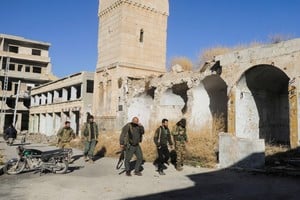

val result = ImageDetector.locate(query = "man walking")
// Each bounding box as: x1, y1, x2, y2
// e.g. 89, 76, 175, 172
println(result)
120, 117, 144, 176
153, 118, 173, 175
57, 121, 75, 148
172, 118, 188, 171
82, 115, 99, 163
4, 124, 17, 146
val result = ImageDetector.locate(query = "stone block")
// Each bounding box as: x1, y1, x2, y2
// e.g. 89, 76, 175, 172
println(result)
219, 132, 265, 169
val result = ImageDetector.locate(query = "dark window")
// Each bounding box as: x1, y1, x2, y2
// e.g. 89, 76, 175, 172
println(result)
26, 86, 32, 96
67, 87, 71, 100
7, 81, 12, 91
32, 49, 41, 56
14, 83, 18, 95
33, 66, 41, 73
86, 80, 94, 93
139, 29, 144, 43
2, 59, 5, 69
118, 105, 123, 111
18, 65, 23, 71
58, 89, 62, 97
9, 64, 15, 71
25, 65, 30, 72
8, 46, 18, 53
76, 84, 81, 98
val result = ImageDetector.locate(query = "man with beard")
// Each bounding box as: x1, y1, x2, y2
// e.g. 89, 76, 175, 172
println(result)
153, 118, 173, 175
57, 121, 75, 148
172, 118, 188, 171
82, 115, 99, 163
120, 117, 144, 176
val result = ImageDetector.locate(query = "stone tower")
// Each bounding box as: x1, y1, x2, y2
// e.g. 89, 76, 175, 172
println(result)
94, 0, 169, 129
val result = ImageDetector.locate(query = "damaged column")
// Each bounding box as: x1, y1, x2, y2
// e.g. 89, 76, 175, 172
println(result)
289, 78, 300, 148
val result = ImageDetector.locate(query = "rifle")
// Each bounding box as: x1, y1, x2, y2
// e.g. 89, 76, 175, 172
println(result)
116, 149, 125, 170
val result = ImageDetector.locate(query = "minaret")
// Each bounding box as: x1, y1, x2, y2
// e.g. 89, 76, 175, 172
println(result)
93, 0, 169, 129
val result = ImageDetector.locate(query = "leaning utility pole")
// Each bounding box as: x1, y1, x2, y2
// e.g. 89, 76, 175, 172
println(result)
13, 80, 21, 127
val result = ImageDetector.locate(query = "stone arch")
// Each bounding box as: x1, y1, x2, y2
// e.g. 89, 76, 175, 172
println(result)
235, 64, 290, 145
202, 75, 228, 133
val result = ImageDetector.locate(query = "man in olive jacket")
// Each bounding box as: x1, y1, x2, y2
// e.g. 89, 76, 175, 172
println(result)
82, 115, 99, 163
57, 121, 75, 148
153, 118, 173, 175
120, 117, 144, 176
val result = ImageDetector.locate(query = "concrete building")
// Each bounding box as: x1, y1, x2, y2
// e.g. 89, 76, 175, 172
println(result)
0, 34, 56, 132
93, 0, 169, 129
29, 72, 94, 136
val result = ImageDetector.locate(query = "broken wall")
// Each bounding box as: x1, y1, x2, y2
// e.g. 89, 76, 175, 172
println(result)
121, 70, 221, 134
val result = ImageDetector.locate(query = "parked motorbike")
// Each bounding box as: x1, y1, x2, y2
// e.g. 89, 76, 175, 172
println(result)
3, 145, 72, 175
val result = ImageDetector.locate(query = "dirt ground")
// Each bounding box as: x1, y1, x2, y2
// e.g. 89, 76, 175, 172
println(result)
0, 139, 300, 200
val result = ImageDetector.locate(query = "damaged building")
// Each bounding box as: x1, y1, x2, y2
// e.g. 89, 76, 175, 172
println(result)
93, 0, 300, 168
29, 72, 94, 136
0, 34, 56, 132
4, 0, 298, 169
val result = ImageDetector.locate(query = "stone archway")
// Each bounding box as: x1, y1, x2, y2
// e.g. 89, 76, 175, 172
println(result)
236, 65, 290, 145
202, 75, 228, 133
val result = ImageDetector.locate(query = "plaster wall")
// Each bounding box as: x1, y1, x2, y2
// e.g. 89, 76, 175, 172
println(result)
127, 94, 153, 130
235, 76, 259, 139
188, 85, 212, 131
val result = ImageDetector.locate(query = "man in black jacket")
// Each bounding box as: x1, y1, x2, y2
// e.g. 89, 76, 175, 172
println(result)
153, 119, 173, 175
120, 117, 144, 176
4, 124, 17, 145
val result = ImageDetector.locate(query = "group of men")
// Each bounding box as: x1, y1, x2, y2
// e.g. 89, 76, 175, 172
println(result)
57, 115, 188, 176
119, 117, 188, 176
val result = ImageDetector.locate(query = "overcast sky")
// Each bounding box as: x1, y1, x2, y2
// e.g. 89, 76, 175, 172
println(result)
1, 0, 300, 77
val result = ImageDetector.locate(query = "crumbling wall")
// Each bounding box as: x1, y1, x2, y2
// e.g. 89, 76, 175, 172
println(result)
187, 85, 212, 131
122, 69, 217, 133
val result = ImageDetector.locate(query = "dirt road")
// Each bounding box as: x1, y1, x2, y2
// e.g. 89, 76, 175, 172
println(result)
0, 139, 299, 200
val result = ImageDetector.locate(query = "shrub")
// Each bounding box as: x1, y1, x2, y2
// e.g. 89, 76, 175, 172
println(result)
170, 57, 193, 71
268, 33, 293, 44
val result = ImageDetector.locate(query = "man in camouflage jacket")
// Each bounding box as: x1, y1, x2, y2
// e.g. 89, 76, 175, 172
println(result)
171, 118, 188, 171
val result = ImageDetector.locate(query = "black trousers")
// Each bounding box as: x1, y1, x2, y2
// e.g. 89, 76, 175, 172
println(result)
155, 145, 170, 171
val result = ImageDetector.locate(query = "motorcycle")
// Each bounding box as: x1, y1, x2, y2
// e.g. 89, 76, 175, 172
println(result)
3, 145, 72, 175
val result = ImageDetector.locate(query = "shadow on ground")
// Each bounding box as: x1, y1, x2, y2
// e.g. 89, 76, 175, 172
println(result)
93, 146, 107, 162
125, 148, 300, 200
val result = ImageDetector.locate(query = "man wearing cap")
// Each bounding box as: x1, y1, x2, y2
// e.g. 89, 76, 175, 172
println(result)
82, 115, 99, 163
57, 121, 75, 148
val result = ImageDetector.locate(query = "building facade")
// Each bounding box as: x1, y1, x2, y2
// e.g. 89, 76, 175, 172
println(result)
0, 34, 56, 132
29, 72, 94, 136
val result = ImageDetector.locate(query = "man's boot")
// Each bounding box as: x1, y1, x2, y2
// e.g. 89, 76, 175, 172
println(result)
126, 171, 131, 176
158, 170, 166, 175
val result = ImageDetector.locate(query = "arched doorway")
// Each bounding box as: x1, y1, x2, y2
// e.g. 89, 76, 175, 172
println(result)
202, 75, 228, 133
236, 65, 290, 145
